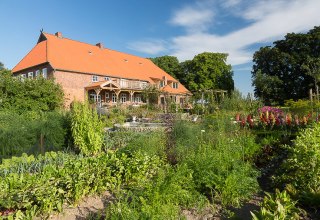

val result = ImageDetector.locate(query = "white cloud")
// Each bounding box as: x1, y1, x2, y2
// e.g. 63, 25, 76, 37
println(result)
171, 0, 320, 65
129, 0, 320, 66
221, 0, 243, 8
169, 3, 215, 32
127, 40, 168, 55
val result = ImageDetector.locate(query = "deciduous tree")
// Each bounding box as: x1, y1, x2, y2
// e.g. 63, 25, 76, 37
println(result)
148, 56, 182, 79
252, 26, 320, 104
183, 52, 234, 93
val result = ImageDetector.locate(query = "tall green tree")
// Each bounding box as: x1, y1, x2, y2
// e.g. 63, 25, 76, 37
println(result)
183, 52, 234, 93
150, 53, 234, 94
0, 62, 4, 70
252, 26, 320, 104
302, 56, 320, 101
148, 56, 182, 79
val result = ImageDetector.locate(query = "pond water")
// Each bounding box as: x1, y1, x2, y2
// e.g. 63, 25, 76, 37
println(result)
113, 122, 167, 131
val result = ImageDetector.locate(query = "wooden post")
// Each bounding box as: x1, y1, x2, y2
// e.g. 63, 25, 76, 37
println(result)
115, 90, 121, 106
201, 90, 204, 108
130, 91, 135, 104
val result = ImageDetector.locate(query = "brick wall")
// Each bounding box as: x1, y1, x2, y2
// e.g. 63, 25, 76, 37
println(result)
53, 70, 93, 107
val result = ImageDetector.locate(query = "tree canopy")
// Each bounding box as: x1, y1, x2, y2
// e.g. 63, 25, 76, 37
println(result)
148, 56, 182, 79
0, 69, 64, 113
252, 26, 320, 105
150, 52, 234, 94
0, 62, 4, 70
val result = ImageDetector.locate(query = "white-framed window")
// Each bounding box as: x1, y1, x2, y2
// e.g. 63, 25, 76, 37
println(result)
105, 92, 109, 101
172, 82, 178, 89
92, 75, 99, 82
89, 93, 101, 105
105, 76, 110, 81
120, 79, 128, 88
35, 70, 40, 77
20, 74, 27, 81
121, 93, 127, 103
135, 94, 141, 103
42, 68, 47, 79
112, 93, 117, 103
28, 72, 33, 78
159, 81, 165, 87
141, 82, 148, 89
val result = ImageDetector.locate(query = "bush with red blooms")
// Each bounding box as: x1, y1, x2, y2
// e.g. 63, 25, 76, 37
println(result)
235, 106, 319, 130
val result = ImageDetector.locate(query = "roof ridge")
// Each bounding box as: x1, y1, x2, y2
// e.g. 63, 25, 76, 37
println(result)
44, 32, 148, 62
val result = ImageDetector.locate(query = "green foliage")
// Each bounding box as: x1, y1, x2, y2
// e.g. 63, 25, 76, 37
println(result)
0, 111, 67, 160
251, 190, 301, 220
284, 99, 320, 116
275, 123, 320, 206
252, 26, 320, 105
142, 85, 160, 107
252, 69, 283, 105
70, 101, 104, 155
105, 164, 207, 220
124, 131, 167, 158
148, 56, 182, 79
0, 151, 79, 177
149, 53, 234, 94
0, 151, 163, 219
301, 56, 320, 95
0, 69, 64, 112
172, 115, 260, 207
219, 89, 263, 113
183, 52, 234, 93
103, 107, 126, 127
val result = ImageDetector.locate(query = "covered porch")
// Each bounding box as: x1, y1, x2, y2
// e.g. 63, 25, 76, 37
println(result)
85, 80, 145, 107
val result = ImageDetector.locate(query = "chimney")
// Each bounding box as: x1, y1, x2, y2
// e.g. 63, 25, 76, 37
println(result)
163, 76, 167, 85
55, 32, 62, 38
96, 42, 103, 49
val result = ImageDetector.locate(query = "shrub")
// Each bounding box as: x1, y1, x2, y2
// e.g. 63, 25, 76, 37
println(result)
0, 111, 67, 160
275, 123, 320, 206
171, 115, 260, 207
219, 89, 262, 113
105, 164, 207, 219
251, 190, 301, 220
0, 69, 64, 113
70, 101, 104, 155
284, 99, 320, 116
0, 151, 164, 219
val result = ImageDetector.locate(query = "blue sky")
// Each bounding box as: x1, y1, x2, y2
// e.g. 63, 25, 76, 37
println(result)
1, 0, 320, 95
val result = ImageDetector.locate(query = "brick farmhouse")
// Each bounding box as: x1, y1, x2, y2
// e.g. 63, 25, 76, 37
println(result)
12, 32, 191, 108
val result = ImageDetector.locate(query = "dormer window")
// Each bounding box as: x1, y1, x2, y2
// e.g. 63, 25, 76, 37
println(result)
160, 81, 165, 88
172, 82, 178, 89
92, 75, 99, 82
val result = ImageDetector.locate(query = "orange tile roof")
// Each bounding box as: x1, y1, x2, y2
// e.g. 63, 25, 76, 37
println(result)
12, 32, 191, 95
12, 40, 48, 72
161, 83, 192, 95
